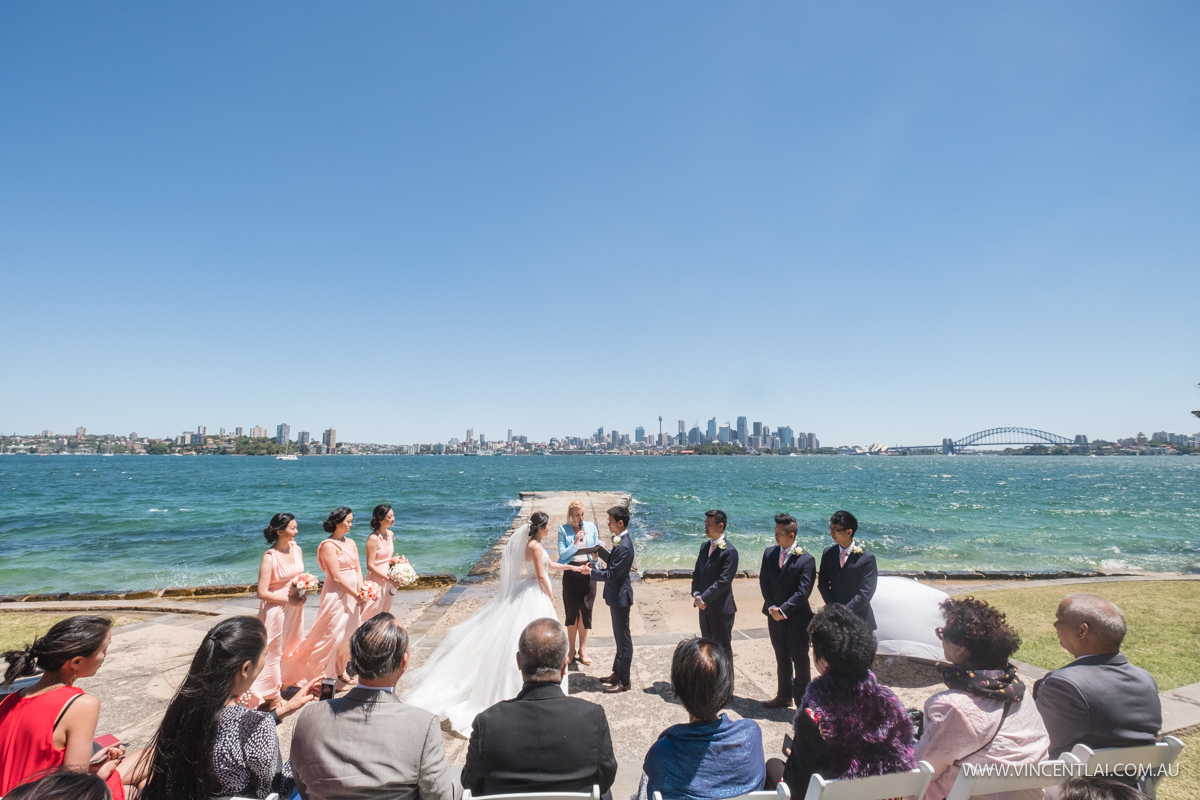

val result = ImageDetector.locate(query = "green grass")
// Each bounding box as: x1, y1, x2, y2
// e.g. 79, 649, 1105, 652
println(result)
0, 612, 141, 657
1159, 732, 1198, 800
955, 580, 1200, 691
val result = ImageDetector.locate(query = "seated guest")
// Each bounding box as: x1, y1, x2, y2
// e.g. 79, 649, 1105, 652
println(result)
636, 638, 765, 800
140, 616, 315, 800
291, 613, 459, 800
766, 604, 915, 792
462, 618, 617, 798
0, 616, 143, 798
3, 770, 112, 800
1059, 776, 1151, 800
915, 597, 1049, 800
1033, 594, 1161, 758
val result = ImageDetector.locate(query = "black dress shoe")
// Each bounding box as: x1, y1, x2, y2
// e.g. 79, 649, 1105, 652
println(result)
762, 696, 794, 709
598, 673, 619, 685
603, 682, 631, 693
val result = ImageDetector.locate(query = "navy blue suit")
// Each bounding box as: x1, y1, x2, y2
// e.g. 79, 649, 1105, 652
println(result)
691, 538, 738, 659
591, 533, 634, 685
759, 545, 816, 700
817, 544, 877, 629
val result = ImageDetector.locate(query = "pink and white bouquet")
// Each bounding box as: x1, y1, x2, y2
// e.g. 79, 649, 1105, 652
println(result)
291, 572, 320, 598
386, 555, 418, 593
359, 580, 382, 605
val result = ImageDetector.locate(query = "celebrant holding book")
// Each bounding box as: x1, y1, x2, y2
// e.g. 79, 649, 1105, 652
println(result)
558, 500, 600, 665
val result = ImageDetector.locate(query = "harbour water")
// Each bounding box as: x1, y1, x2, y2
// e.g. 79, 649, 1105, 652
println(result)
1, 455, 1197, 594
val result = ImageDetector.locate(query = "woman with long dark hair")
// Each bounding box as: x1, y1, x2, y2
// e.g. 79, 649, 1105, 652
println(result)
362, 504, 398, 621
282, 507, 366, 687
248, 512, 306, 706
3, 770, 113, 800
0, 616, 143, 798
140, 616, 316, 800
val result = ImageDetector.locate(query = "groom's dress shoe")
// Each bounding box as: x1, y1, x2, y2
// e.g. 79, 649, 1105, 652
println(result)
762, 696, 793, 709
599, 673, 619, 685
604, 682, 631, 694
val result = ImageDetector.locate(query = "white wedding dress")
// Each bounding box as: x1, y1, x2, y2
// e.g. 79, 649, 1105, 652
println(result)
873, 576, 950, 662
401, 523, 562, 735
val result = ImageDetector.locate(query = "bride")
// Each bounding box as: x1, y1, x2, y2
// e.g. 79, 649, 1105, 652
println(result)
402, 511, 584, 735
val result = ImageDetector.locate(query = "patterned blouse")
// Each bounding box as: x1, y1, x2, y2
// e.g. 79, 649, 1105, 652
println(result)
212, 705, 294, 799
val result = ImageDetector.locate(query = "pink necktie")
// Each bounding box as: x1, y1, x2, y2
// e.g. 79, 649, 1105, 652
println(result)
709, 541, 716, 557
779, 550, 787, 569
839, 549, 848, 568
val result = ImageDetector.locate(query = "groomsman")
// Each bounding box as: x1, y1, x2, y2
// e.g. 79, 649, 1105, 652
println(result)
691, 509, 738, 660
758, 513, 816, 709
817, 510, 878, 629
586, 505, 635, 693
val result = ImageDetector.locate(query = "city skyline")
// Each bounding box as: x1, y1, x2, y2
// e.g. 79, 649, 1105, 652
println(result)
2, 5, 1197, 443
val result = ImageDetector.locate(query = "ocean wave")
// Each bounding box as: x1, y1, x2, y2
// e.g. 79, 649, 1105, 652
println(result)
147, 508, 167, 513
504, 500, 522, 508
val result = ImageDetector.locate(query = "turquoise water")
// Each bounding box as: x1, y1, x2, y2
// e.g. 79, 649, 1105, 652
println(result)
1, 455, 1197, 594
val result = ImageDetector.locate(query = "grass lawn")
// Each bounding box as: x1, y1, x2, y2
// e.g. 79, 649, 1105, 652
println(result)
956, 580, 1200, 691
1159, 731, 1199, 800
0, 612, 143, 656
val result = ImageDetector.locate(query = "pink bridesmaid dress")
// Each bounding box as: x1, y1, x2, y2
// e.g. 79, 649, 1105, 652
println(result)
249, 546, 304, 704
361, 532, 395, 621
281, 539, 361, 685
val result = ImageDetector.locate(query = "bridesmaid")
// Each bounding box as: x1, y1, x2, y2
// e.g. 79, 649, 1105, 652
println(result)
362, 504, 399, 621
281, 507, 365, 688
249, 512, 305, 707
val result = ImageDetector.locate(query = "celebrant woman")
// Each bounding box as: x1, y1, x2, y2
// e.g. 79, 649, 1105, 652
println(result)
558, 500, 599, 665
249, 512, 306, 706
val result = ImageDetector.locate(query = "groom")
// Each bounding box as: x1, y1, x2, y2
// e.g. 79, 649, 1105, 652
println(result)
585, 505, 634, 694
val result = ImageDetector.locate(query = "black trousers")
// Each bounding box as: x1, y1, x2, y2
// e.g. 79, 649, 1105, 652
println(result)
767, 616, 810, 700
698, 608, 735, 661
610, 604, 633, 685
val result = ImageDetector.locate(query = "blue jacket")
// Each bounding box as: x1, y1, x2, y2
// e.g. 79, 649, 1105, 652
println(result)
643, 714, 765, 800
557, 522, 599, 565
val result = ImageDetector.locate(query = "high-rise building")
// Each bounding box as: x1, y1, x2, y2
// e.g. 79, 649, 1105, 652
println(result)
190, 433, 204, 445
323, 428, 337, 451
297, 431, 311, 446
507, 429, 513, 442
197, 426, 208, 436
635, 426, 645, 443
235, 427, 244, 436
597, 426, 605, 439
688, 426, 702, 445
807, 433, 818, 450
128, 432, 137, 442
76, 426, 86, 438
276, 423, 290, 445
41, 429, 53, 438
678, 420, 685, 434
736, 417, 748, 443
249, 425, 268, 439
718, 425, 731, 444
219, 427, 226, 436
753, 421, 762, 437
479, 434, 486, 446
466, 428, 474, 445
777, 426, 794, 448
707, 418, 717, 441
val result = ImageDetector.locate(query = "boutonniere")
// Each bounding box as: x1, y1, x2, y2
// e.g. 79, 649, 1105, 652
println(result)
850, 544, 864, 555
613, 533, 625, 545
716, 539, 728, 550
789, 545, 805, 557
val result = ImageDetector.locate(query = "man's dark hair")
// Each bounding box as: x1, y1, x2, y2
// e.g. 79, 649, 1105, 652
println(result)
705, 509, 727, 529
808, 604, 876, 681
1060, 776, 1151, 800
608, 505, 630, 529
939, 597, 1021, 669
829, 510, 858, 535
670, 637, 733, 722
4, 770, 112, 800
774, 513, 798, 535
518, 618, 568, 680
349, 613, 409, 680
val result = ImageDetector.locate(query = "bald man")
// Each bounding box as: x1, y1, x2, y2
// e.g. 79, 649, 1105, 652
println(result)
1032, 593, 1161, 759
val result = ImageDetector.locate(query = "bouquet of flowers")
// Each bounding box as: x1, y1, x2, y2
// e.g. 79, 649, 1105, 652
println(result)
291, 572, 320, 598
386, 555, 419, 593
359, 580, 382, 605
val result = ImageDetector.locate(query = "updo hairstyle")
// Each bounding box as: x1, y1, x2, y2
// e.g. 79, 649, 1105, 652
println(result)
529, 511, 550, 538
370, 504, 393, 532
263, 512, 295, 544
3, 615, 112, 686
323, 506, 353, 534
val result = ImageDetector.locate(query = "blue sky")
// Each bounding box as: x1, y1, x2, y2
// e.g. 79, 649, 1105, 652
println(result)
2, 2, 1198, 446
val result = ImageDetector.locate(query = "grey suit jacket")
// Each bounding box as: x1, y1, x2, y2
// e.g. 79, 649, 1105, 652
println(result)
291, 687, 461, 800
1032, 653, 1161, 758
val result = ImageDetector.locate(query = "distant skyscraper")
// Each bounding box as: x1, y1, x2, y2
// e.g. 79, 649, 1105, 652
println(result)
466, 429, 474, 445
688, 426, 701, 445
249, 425, 268, 439
635, 426, 645, 443
235, 427, 244, 436
76, 426, 86, 438
777, 426, 794, 448
219, 427, 226, 436
507, 429, 513, 442
128, 432, 137, 442
298, 431, 311, 446
678, 420, 685, 434
707, 418, 717, 441
198, 425, 208, 435
276, 423, 290, 445
736, 417, 748, 443
479, 434, 486, 446
753, 421, 762, 437
718, 425, 731, 444
323, 428, 337, 450
658, 416, 663, 438
190, 433, 204, 445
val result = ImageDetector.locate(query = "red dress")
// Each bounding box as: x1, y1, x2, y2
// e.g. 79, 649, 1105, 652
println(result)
0, 686, 125, 799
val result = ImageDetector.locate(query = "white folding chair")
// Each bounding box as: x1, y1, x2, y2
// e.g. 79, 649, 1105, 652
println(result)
464, 785, 600, 800
803, 761, 934, 800
944, 759, 1071, 800
655, 783, 790, 800
213, 795, 280, 800
1062, 736, 1185, 799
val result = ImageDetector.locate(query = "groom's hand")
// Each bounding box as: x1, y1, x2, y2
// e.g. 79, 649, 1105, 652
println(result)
693, 593, 706, 610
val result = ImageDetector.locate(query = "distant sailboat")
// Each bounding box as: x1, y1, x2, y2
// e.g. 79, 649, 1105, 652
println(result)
276, 441, 299, 460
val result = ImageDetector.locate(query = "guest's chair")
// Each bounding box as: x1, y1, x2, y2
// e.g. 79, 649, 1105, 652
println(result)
944, 759, 1071, 800
803, 762, 934, 800
654, 783, 790, 800
214, 795, 280, 800
1062, 736, 1185, 799
464, 786, 600, 800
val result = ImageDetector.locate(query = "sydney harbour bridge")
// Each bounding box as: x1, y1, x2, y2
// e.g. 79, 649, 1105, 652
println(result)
892, 426, 1084, 455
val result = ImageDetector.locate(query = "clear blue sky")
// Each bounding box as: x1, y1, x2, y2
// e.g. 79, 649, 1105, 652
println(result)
2, 2, 1198, 446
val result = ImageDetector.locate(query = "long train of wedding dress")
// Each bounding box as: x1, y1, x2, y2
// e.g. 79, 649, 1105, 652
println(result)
401, 523, 563, 735
873, 576, 949, 661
